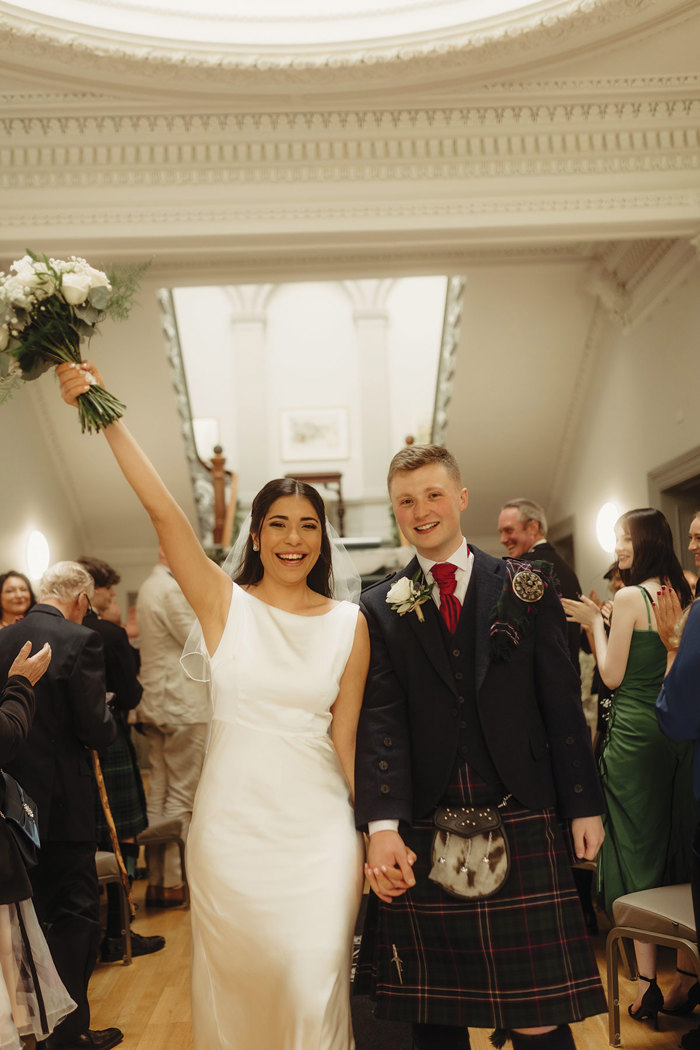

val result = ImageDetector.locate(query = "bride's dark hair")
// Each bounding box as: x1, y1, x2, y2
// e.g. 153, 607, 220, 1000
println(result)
617, 507, 692, 607
234, 478, 333, 598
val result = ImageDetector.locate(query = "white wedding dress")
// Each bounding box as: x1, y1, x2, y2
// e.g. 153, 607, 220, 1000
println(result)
187, 583, 364, 1050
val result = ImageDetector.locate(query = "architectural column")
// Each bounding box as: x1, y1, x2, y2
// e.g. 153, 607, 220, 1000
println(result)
344, 280, 394, 505
228, 285, 272, 502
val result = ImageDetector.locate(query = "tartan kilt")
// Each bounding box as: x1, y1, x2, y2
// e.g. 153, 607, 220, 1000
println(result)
94, 725, 148, 846
355, 765, 606, 1030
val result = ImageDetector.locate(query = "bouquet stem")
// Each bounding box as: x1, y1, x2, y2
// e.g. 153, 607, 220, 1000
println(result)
76, 384, 126, 435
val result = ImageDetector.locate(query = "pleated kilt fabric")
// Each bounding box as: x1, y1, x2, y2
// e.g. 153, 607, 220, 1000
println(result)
355, 764, 606, 1030
94, 728, 148, 845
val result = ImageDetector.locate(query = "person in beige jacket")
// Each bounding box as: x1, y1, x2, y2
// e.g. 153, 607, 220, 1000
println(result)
137, 547, 209, 906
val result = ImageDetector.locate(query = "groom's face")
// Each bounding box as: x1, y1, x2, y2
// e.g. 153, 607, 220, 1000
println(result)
390, 463, 468, 562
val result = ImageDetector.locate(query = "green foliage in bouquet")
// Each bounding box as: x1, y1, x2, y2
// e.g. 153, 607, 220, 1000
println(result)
0, 251, 149, 433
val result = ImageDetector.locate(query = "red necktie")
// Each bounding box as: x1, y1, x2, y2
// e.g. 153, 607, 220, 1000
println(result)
431, 562, 461, 633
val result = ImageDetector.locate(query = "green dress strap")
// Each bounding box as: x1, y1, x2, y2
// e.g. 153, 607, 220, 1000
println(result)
636, 585, 654, 630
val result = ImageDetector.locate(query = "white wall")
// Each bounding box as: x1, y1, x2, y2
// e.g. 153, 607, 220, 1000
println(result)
557, 263, 700, 595
0, 391, 83, 584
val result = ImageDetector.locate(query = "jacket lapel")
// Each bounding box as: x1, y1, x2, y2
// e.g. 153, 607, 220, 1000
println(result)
471, 547, 505, 693
398, 557, 457, 695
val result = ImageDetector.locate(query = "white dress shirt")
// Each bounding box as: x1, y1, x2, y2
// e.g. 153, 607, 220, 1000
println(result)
368, 537, 472, 836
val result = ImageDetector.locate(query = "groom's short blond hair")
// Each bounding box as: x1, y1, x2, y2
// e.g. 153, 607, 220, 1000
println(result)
387, 444, 462, 491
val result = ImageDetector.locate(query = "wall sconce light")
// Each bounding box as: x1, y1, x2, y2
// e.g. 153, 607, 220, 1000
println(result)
595, 502, 620, 555
26, 530, 50, 580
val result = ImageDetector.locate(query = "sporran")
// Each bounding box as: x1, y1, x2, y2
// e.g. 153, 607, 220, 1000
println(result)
429, 796, 511, 900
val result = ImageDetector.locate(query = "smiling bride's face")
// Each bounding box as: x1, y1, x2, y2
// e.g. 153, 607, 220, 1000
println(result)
253, 495, 322, 585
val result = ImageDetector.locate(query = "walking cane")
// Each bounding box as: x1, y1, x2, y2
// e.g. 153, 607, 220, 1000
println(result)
92, 749, 134, 918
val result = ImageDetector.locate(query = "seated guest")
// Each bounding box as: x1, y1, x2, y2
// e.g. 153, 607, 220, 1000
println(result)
0, 571, 36, 629
0, 562, 121, 1050
0, 639, 76, 1050
77, 556, 164, 961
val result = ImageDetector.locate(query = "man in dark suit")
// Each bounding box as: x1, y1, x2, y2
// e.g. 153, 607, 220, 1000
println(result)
497, 498, 598, 934
77, 556, 164, 963
497, 498, 582, 671
0, 561, 121, 1050
355, 446, 606, 1050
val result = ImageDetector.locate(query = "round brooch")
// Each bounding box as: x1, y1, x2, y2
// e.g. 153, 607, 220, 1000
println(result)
512, 569, 545, 603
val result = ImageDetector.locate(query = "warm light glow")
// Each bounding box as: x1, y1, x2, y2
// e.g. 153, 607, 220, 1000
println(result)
26, 531, 50, 580
595, 503, 620, 555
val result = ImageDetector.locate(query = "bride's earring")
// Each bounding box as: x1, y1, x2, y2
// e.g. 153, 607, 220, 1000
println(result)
252, 541, 259, 552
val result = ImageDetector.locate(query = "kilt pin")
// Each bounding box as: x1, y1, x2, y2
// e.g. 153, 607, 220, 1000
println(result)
354, 546, 607, 1033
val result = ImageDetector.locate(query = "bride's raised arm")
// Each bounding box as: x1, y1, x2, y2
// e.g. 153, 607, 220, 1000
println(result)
56, 361, 231, 650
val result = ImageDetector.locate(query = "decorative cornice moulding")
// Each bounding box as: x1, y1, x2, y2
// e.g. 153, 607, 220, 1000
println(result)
2, 74, 699, 116
0, 0, 693, 97
2, 192, 699, 232
2, 102, 698, 194
586, 236, 699, 329
3, 96, 700, 132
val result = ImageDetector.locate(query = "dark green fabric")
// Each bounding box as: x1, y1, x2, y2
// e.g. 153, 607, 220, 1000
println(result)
598, 588, 696, 914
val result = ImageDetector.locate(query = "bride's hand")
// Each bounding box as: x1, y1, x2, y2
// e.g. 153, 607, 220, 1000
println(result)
56, 361, 103, 406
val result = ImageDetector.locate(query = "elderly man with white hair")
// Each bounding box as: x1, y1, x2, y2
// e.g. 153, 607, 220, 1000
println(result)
0, 561, 120, 1050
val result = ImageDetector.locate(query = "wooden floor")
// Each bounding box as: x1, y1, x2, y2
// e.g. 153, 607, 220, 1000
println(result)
89, 885, 695, 1050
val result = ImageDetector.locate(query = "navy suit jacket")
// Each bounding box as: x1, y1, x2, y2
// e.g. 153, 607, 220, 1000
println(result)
657, 600, 700, 799
355, 545, 602, 828
0, 604, 116, 841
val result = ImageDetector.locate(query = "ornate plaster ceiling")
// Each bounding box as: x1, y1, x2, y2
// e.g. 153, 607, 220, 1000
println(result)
0, 0, 697, 99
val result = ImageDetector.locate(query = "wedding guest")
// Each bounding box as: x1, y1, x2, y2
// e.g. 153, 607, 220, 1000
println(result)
77, 556, 165, 961
0, 639, 78, 1050
136, 547, 209, 908
497, 498, 582, 670
563, 508, 695, 1027
0, 561, 121, 1050
0, 571, 36, 628
689, 511, 700, 576
656, 585, 700, 1048
357, 444, 605, 1050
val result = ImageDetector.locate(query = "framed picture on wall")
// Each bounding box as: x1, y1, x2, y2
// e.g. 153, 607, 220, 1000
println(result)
280, 407, 349, 461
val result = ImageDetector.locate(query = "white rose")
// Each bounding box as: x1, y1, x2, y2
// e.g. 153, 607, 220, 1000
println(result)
61, 273, 92, 305
386, 577, 415, 606
85, 265, 110, 290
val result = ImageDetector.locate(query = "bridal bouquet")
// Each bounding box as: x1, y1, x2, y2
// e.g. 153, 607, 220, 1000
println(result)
0, 251, 147, 433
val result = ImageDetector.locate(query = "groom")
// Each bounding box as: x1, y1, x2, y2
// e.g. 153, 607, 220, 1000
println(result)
354, 445, 606, 1050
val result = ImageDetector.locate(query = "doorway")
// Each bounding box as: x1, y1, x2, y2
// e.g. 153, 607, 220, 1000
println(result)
648, 446, 700, 574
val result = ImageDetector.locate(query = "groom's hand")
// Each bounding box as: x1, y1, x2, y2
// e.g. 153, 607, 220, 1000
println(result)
365, 830, 417, 903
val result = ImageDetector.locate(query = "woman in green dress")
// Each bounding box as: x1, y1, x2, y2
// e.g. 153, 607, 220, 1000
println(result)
563, 508, 695, 1027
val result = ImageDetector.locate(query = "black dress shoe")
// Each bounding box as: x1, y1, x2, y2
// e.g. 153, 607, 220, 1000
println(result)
100, 930, 166, 961
42, 1028, 123, 1050
682, 1027, 700, 1050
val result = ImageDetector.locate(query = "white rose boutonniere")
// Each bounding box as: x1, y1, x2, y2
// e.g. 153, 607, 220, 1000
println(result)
386, 572, 433, 622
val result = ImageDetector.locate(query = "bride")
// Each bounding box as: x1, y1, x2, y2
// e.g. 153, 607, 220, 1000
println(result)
56, 362, 370, 1050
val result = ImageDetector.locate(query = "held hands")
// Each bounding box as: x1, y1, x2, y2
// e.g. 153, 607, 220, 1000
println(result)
365, 830, 417, 903
652, 586, 683, 652
571, 815, 605, 862
56, 361, 104, 407
560, 594, 602, 629
8, 641, 52, 685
